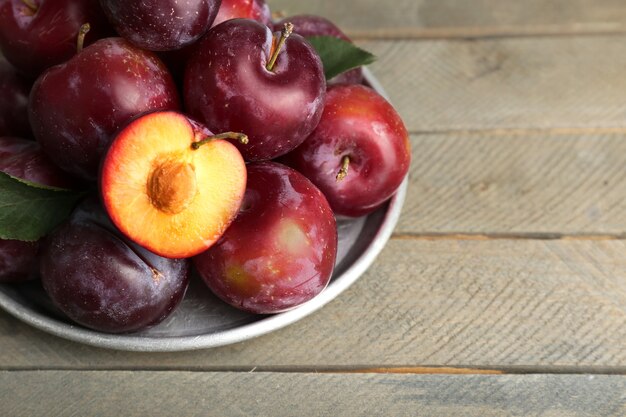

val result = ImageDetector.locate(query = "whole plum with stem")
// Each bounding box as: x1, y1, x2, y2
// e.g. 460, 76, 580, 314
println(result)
284, 84, 411, 217
185, 19, 326, 162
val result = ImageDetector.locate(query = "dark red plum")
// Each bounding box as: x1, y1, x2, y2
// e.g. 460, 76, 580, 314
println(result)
284, 84, 411, 217
40, 198, 190, 333
275, 14, 364, 85
212, 0, 270, 27
0, 0, 110, 76
194, 162, 337, 314
0, 55, 31, 138
0, 136, 77, 283
185, 19, 326, 161
100, 0, 221, 51
29, 37, 180, 180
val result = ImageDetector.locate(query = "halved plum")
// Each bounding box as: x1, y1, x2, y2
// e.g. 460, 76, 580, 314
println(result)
100, 111, 247, 259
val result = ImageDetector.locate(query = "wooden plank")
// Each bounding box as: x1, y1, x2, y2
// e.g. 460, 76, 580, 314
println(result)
0, 239, 625, 370
271, 0, 626, 39
362, 37, 626, 132
1, 371, 625, 417
398, 131, 626, 235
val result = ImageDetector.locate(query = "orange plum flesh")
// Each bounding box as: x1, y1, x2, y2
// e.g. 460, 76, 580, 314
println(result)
101, 111, 246, 259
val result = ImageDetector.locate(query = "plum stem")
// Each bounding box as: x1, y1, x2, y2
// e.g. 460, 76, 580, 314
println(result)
336, 155, 351, 182
266, 22, 294, 72
20, 0, 37, 13
77, 23, 91, 53
192, 132, 249, 150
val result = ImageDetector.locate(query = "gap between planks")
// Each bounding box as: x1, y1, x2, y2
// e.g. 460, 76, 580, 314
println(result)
349, 26, 626, 41
5, 365, 626, 375
408, 127, 626, 137
391, 233, 626, 241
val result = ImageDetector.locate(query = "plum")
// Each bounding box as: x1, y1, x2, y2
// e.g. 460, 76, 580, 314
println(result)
40, 198, 190, 333
283, 84, 411, 217
194, 162, 337, 314
100, 0, 222, 51
185, 19, 326, 162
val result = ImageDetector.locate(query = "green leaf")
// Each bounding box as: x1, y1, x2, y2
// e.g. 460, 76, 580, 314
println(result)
0, 172, 86, 241
307, 36, 377, 81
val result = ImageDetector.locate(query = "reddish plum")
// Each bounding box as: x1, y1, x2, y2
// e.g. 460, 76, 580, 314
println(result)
29, 37, 180, 180
185, 19, 326, 161
194, 162, 337, 314
40, 198, 190, 333
284, 84, 411, 217
0, 0, 110, 76
100, 0, 221, 51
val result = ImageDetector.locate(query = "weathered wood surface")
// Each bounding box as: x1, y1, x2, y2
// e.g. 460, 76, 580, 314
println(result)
1, 239, 625, 370
399, 132, 626, 235
1, 371, 625, 417
2, 3, 626, 414
363, 37, 626, 132
271, 0, 626, 39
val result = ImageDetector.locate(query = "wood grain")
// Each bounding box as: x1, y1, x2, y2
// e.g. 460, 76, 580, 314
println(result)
270, 0, 626, 39
399, 131, 626, 235
1, 239, 625, 371
1, 371, 625, 417
362, 37, 626, 132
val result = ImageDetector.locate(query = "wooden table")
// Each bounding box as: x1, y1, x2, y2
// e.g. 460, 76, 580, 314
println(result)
3, 1, 626, 415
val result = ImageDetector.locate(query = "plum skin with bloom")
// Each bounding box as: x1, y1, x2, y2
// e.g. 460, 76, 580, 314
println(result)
40, 198, 191, 333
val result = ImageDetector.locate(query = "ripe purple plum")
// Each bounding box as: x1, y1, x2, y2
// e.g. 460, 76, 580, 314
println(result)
185, 19, 326, 161
194, 162, 337, 314
40, 198, 190, 333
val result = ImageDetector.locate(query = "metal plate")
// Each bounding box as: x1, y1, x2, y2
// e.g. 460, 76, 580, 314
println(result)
0, 69, 408, 352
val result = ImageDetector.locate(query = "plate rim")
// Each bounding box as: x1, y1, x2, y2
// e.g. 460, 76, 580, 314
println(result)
0, 68, 408, 352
